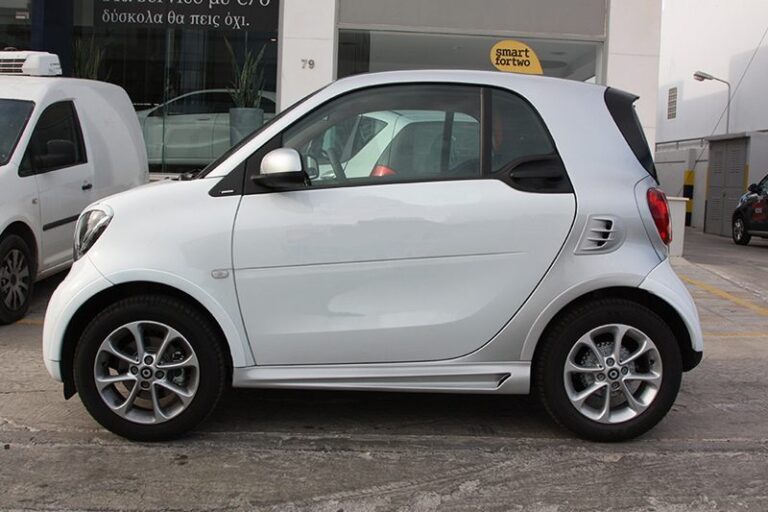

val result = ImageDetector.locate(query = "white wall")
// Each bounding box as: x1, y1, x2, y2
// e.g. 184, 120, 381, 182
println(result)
604, 0, 663, 149
657, 0, 768, 143
277, 0, 337, 111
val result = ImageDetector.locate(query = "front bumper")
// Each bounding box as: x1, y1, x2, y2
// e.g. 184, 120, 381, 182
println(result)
42, 256, 113, 382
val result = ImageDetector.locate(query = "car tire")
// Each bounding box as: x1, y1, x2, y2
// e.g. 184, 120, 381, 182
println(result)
535, 298, 682, 442
732, 216, 751, 245
74, 295, 227, 441
0, 234, 35, 325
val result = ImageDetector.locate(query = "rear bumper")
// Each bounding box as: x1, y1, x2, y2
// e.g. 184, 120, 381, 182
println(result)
640, 258, 704, 368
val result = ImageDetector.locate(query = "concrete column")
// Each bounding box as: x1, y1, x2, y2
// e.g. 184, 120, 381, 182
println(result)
277, 0, 337, 111
604, 0, 662, 149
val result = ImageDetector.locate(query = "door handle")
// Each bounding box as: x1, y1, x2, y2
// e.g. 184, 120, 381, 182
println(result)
82, 182, 93, 191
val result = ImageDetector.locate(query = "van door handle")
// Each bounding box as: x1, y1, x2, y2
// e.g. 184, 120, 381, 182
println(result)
82, 182, 93, 191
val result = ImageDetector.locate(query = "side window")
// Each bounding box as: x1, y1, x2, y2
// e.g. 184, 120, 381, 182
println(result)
165, 92, 229, 116
491, 89, 555, 172
282, 84, 481, 186
20, 101, 86, 175
758, 176, 768, 196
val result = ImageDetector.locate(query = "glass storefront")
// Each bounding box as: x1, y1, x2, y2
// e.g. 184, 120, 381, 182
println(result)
79, 1, 279, 173
0, 1, 30, 50
4, 1, 603, 174
1, 0, 279, 174
339, 30, 601, 82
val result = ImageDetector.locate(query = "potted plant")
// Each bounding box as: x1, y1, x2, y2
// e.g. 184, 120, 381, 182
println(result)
73, 36, 108, 80
226, 39, 267, 145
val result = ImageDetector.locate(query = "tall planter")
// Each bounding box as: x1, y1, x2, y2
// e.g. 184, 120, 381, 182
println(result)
230, 107, 264, 146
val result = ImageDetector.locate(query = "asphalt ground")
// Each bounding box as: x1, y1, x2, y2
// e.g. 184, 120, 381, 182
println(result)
1, 228, 768, 511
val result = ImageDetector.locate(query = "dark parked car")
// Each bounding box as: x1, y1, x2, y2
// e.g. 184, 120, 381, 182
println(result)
733, 175, 768, 245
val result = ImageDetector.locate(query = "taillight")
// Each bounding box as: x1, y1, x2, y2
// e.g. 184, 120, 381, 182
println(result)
647, 187, 672, 245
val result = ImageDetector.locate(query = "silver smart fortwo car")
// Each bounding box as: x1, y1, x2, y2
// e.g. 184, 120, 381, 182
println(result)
43, 70, 703, 442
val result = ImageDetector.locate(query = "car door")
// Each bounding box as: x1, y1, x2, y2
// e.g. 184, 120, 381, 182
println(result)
162, 92, 216, 165
232, 84, 576, 365
19, 100, 94, 270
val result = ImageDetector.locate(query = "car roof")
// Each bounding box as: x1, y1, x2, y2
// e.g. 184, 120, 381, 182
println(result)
327, 69, 603, 97
0, 75, 124, 103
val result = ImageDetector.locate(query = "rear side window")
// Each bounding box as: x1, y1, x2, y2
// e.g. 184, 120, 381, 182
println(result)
605, 88, 657, 180
491, 89, 555, 172
20, 101, 87, 175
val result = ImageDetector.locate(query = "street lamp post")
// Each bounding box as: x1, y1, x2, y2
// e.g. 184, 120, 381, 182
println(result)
693, 70, 732, 134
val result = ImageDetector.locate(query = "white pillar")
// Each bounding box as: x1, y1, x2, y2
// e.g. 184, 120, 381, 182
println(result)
277, 0, 337, 111
604, 0, 662, 149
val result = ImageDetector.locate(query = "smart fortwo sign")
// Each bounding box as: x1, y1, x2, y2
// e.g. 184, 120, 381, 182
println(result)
96, 0, 279, 31
491, 40, 543, 75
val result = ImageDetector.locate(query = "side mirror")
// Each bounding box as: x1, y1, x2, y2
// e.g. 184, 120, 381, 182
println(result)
748, 183, 759, 194
252, 148, 308, 189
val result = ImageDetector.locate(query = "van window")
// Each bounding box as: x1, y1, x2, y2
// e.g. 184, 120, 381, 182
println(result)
0, 99, 34, 166
20, 101, 87, 175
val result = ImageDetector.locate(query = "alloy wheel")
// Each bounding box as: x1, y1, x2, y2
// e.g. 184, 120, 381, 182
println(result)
93, 321, 200, 424
563, 323, 662, 424
0, 249, 30, 311
733, 218, 745, 241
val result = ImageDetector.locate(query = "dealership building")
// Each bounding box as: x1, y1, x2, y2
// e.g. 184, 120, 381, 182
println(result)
1, 0, 662, 173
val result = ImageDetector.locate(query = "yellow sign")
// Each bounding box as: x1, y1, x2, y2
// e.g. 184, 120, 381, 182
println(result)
490, 40, 543, 75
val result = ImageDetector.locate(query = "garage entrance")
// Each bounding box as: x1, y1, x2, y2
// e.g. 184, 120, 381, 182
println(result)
705, 137, 748, 236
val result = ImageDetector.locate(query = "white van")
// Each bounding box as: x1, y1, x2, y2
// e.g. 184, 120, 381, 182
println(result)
0, 51, 147, 323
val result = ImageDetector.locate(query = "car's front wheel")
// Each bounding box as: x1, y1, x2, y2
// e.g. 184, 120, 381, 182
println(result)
535, 298, 682, 442
74, 295, 227, 441
733, 216, 751, 245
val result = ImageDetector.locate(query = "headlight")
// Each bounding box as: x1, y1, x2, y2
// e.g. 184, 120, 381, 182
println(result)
74, 205, 113, 261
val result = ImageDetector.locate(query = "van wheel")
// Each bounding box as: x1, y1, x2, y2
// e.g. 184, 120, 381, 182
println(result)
733, 216, 751, 245
535, 298, 682, 442
74, 295, 227, 441
0, 234, 35, 324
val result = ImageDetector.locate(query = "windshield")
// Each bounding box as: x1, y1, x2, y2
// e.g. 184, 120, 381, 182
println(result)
0, 99, 34, 166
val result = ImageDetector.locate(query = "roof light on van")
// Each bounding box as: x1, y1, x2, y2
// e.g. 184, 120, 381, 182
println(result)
0, 51, 62, 77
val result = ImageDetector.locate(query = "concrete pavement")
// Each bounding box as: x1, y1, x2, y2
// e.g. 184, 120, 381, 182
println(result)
1, 228, 768, 511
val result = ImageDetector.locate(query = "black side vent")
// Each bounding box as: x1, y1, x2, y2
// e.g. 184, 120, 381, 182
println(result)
576, 216, 624, 254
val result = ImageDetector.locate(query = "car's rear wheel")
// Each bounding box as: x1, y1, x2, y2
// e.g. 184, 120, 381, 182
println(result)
733, 216, 751, 245
74, 295, 227, 441
0, 234, 35, 324
535, 298, 682, 442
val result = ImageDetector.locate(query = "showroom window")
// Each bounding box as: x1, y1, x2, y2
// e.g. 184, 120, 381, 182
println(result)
282, 84, 482, 187
338, 30, 601, 82
0, 1, 30, 50
70, 1, 280, 174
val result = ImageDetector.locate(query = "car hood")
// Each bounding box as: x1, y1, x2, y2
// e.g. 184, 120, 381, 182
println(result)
84, 176, 241, 280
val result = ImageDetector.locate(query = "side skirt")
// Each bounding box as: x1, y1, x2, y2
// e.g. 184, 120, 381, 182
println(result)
232, 362, 530, 395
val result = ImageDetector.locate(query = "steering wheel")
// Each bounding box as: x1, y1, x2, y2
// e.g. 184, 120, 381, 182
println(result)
321, 148, 346, 182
